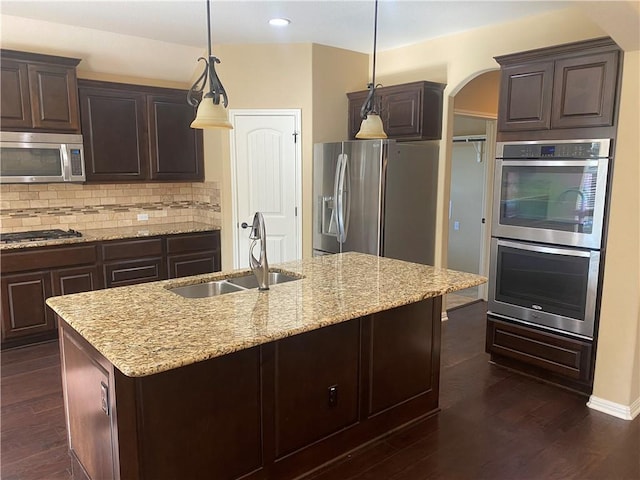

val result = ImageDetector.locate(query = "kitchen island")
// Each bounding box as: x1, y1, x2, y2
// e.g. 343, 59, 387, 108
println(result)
47, 252, 485, 480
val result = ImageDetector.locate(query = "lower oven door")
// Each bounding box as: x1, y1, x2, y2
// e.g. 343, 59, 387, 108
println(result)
488, 238, 600, 339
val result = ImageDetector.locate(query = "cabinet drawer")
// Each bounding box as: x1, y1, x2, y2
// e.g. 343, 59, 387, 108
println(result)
102, 238, 163, 261
486, 317, 593, 382
1, 245, 98, 273
167, 252, 219, 279
104, 258, 164, 287
166, 231, 220, 254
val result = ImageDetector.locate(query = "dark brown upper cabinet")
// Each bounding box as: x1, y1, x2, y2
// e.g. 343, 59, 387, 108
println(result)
496, 37, 622, 136
79, 84, 148, 182
347, 80, 445, 141
147, 93, 204, 181
78, 80, 203, 183
0, 50, 81, 133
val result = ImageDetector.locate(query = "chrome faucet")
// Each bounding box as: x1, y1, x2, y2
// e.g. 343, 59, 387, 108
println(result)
249, 212, 269, 290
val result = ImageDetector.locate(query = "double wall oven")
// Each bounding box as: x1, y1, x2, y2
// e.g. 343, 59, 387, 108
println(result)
488, 139, 612, 340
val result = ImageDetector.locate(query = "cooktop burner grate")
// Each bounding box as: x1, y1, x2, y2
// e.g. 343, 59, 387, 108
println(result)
0, 229, 83, 243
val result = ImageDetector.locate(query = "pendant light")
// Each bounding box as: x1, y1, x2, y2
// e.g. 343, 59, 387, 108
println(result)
187, 0, 232, 129
355, 0, 387, 139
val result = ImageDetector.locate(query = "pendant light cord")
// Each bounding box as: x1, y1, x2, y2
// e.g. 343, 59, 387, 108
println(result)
372, 0, 378, 87
206, 0, 212, 59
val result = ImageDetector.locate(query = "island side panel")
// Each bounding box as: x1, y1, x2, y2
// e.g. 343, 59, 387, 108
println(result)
58, 320, 119, 480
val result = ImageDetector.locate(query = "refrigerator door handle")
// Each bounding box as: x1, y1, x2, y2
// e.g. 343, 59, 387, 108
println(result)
334, 154, 344, 246
335, 153, 348, 245
342, 154, 351, 242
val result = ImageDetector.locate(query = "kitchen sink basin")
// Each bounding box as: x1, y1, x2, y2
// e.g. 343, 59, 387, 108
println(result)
226, 272, 300, 289
169, 280, 245, 298
168, 271, 302, 298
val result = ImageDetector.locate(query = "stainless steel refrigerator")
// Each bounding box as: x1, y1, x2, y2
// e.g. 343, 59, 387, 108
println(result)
313, 139, 439, 265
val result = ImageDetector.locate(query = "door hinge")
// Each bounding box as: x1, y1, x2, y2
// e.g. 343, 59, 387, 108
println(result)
295, 206, 298, 217
293, 131, 298, 143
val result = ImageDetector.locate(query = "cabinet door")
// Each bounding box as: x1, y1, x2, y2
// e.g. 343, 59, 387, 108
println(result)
79, 85, 148, 182
0, 59, 32, 129
368, 300, 438, 415
274, 320, 360, 458
27, 63, 80, 132
52, 265, 103, 296
551, 50, 619, 129
382, 85, 422, 138
498, 62, 554, 131
1, 271, 54, 342
147, 93, 203, 181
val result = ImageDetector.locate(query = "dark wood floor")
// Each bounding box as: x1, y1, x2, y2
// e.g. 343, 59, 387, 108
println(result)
2, 301, 639, 480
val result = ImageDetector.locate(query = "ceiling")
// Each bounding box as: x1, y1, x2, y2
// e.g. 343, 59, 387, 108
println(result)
1, 1, 570, 53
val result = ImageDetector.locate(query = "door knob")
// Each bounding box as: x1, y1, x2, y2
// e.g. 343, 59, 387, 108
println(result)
241, 222, 250, 229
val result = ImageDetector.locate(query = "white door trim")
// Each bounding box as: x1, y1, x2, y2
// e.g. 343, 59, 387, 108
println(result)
229, 109, 302, 269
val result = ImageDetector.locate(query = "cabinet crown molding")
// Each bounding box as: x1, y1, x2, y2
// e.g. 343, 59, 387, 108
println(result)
495, 36, 619, 66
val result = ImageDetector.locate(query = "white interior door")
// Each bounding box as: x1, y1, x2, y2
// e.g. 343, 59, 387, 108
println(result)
230, 110, 301, 269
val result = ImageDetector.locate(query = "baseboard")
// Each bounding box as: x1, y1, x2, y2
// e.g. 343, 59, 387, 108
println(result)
587, 395, 640, 420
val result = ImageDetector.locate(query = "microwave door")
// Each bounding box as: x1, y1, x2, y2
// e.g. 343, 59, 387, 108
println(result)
0, 142, 66, 183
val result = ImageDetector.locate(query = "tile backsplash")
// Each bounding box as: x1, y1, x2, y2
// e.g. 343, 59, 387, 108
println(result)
0, 182, 221, 233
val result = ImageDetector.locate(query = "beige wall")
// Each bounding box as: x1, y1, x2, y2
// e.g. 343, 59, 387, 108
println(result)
453, 70, 500, 118
0, 14, 198, 88
201, 43, 366, 269
199, 43, 313, 269
592, 50, 640, 408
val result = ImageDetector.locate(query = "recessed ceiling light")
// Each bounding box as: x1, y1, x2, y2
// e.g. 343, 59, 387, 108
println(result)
269, 18, 291, 27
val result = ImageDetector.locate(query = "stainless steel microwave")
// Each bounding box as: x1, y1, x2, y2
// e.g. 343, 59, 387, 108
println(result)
0, 131, 86, 183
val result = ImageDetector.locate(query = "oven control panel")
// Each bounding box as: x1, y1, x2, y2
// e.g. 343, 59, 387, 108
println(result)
499, 140, 611, 159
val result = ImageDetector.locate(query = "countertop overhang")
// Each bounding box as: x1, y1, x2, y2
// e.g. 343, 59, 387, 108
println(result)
47, 252, 486, 377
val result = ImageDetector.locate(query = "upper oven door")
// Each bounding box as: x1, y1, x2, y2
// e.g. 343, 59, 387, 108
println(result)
492, 158, 609, 249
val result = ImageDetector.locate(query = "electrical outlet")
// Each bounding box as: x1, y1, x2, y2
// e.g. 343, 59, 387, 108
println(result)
137, 213, 149, 221
328, 385, 338, 407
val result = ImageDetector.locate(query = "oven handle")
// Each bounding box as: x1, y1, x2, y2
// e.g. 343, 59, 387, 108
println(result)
499, 159, 603, 167
496, 239, 593, 258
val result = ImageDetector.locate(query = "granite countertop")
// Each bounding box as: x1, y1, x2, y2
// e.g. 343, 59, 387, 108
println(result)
46, 252, 487, 378
0, 222, 220, 250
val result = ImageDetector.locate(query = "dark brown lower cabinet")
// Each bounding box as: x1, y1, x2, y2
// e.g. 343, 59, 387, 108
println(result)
486, 316, 594, 394
1, 271, 54, 344
58, 297, 442, 480
1, 230, 221, 348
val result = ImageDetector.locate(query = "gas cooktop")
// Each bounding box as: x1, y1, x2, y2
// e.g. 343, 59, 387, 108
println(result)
0, 229, 83, 243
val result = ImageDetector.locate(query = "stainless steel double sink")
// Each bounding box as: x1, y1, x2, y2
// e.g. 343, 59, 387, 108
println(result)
169, 272, 301, 298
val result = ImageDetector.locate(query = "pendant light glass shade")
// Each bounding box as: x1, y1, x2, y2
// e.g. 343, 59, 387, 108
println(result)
355, 113, 387, 139
188, 0, 232, 130
190, 93, 232, 129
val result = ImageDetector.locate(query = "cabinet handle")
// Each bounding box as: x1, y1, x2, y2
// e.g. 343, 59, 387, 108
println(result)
100, 381, 110, 416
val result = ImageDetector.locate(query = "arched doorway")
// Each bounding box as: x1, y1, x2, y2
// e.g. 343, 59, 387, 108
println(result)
446, 70, 499, 310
